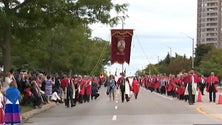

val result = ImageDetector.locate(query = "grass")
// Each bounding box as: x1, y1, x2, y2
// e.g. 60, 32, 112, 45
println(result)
20, 105, 34, 114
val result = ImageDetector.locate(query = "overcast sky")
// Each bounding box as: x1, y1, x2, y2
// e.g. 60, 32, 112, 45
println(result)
90, 0, 197, 76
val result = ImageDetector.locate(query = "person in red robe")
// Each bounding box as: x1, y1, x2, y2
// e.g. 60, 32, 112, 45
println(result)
77, 75, 85, 103
206, 72, 219, 102
84, 77, 92, 102
198, 75, 206, 95
132, 77, 140, 99
184, 70, 199, 105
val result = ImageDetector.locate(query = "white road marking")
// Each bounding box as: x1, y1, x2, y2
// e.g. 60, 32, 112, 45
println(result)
115, 105, 118, 109
112, 115, 117, 121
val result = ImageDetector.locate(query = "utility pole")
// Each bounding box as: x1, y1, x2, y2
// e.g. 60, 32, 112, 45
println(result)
182, 33, 195, 69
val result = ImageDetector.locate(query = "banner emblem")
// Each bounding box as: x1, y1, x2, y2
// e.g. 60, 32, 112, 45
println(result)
111, 29, 133, 64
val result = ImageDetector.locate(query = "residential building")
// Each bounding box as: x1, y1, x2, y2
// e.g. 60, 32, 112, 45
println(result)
197, 0, 222, 48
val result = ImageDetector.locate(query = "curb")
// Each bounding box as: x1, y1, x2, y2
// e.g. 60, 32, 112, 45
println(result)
21, 102, 57, 122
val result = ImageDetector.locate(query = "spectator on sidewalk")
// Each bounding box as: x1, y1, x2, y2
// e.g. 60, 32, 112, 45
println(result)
45, 75, 53, 102
3, 72, 14, 92
21, 83, 33, 106
51, 88, 63, 104
4, 81, 21, 124
30, 81, 42, 109
0, 83, 5, 125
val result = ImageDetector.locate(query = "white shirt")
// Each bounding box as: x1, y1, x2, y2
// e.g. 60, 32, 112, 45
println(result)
51, 92, 61, 101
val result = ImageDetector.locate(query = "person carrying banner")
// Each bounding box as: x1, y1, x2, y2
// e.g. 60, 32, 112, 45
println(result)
117, 73, 126, 103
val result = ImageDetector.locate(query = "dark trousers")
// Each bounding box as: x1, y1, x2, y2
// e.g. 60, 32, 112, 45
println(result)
84, 94, 90, 102
33, 96, 41, 107
209, 85, 216, 102
134, 93, 138, 99
120, 89, 125, 102
188, 84, 195, 105
65, 91, 74, 107
199, 83, 205, 95
91, 93, 100, 100
73, 90, 78, 105
209, 91, 216, 102
120, 85, 125, 102
78, 94, 83, 103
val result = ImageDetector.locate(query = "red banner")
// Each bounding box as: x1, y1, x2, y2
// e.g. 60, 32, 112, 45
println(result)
111, 29, 133, 64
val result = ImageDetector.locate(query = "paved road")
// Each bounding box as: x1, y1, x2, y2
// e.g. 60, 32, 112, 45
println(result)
22, 87, 222, 125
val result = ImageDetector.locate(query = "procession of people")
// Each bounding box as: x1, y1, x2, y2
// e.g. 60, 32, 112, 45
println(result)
141, 70, 221, 105
0, 68, 221, 124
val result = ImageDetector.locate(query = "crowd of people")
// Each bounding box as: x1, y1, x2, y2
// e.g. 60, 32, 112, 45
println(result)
0, 69, 221, 124
0, 70, 103, 125
140, 70, 221, 105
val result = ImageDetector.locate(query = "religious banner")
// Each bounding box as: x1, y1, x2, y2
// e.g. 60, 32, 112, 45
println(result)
111, 29, 133, 64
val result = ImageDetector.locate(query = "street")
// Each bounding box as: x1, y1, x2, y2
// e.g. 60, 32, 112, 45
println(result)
22, 87, 222, 125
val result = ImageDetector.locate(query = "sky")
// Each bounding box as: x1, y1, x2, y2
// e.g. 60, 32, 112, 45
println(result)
90, 0, 197, 76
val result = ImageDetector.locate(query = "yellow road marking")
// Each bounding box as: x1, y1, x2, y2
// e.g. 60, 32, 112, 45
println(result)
196, 104, 222, 121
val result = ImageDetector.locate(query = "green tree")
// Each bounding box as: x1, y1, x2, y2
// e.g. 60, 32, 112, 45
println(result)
0, 0, 128, 73
194, 44, 213, 67
198, 49, 222, 78
166, 55, 190, 75
141, 53, 192, 76
11, 23, 110, 75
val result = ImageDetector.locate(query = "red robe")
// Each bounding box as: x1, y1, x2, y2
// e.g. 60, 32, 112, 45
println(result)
183, 74, 199, 83
85, 80, 92, 96
61, 78, 69, 88
206, 76, 219, 92
132, 79, 140, 94
78, 80, 86, 95
155, 77, 161, 89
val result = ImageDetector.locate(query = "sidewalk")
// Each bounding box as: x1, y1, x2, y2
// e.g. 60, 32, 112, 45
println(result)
21, 102, 57, 122
195, 90, 222, 121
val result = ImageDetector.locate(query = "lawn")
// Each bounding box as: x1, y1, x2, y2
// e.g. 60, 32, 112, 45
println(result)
20, 105, 34, 114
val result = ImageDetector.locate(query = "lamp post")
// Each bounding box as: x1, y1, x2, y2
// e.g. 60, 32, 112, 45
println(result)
184, 34, 195, 69
191, 38, 194, 69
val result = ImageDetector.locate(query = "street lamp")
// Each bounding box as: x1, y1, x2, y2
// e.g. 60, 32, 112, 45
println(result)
181, 32, 195, 69
184, 35, 194, 69
191, 37, 194, 69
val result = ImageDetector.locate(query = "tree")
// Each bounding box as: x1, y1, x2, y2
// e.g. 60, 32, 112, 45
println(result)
194, 44, 213, 67
0, 0, 128, 73
198, 49, 222, 78
141, 53, 192, 76
11, 23, 110, 75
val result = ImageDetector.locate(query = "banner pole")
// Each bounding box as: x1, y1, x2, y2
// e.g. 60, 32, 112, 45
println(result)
121, 17, 124, 74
